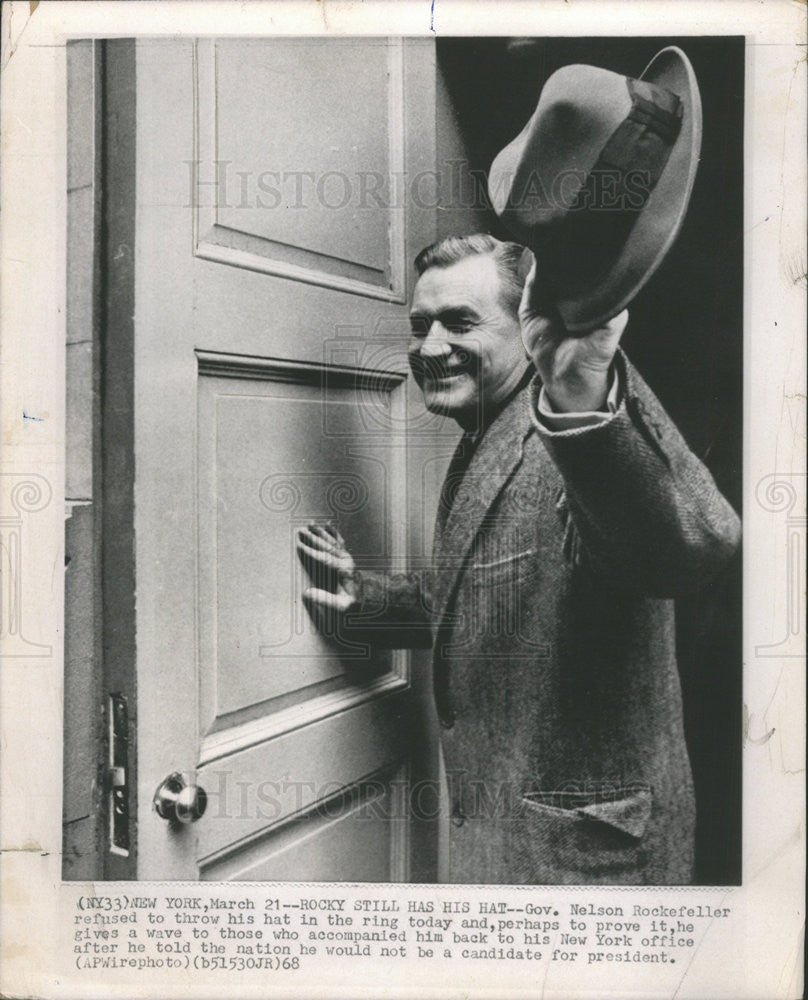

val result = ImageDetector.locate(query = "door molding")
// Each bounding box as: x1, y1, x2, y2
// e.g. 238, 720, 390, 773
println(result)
192, 38, 408, 303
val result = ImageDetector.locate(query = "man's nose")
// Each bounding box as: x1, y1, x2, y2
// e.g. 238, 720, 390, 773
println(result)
419, 321, 453, 358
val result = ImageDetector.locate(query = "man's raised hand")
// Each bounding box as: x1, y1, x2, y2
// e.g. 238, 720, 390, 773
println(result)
518, 255, 628, 413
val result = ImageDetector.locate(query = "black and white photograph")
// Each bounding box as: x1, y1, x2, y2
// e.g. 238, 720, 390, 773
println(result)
60, 32, 743, 888
0, 3, 804, 999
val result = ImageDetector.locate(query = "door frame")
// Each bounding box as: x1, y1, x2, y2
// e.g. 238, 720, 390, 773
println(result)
63, 38, 139, 882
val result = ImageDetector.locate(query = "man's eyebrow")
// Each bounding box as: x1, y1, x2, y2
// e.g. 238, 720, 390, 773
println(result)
408, 305, 481, 320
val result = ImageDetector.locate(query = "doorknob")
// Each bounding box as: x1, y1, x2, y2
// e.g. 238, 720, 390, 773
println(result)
153, 772, 207, 824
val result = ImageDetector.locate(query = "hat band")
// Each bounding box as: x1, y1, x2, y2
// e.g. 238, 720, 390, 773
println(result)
543, 77, 683, 298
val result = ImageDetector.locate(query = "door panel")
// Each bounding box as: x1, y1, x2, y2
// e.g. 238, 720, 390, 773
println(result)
131, 37, 439, 880
196, 357, 402, 735
196, 697, 408, 864
201, 767, 405, 882
213, 39, 394, 272
194, 38, 407, 300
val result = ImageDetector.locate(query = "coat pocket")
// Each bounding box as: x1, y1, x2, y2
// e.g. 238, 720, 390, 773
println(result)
470, 548, 538, 588
509, 785, 653, 885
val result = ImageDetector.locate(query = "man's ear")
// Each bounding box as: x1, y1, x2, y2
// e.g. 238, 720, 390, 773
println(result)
517, 246, 535, 283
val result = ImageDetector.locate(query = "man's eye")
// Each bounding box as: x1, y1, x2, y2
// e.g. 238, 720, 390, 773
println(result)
409, 319, 428, 336
448, 322, 473, 334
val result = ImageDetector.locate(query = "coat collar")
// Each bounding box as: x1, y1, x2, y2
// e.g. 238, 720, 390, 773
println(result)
432, 379, 536, 623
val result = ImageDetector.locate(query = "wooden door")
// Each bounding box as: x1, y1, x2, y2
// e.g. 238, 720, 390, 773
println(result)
120, 37, 442, 881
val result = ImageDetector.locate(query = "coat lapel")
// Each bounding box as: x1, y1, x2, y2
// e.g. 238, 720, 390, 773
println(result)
432, 384, 535, 624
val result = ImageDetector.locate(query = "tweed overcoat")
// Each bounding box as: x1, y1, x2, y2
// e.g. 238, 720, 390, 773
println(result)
355, 350, 741, 885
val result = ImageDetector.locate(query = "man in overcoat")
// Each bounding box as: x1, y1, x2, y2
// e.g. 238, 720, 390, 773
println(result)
297, 49, 741, 885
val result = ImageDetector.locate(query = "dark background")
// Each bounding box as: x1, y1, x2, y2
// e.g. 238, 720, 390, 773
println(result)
438, 36, 744, 884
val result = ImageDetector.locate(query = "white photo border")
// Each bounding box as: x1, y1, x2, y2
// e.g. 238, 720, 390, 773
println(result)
0, 2, 804, 998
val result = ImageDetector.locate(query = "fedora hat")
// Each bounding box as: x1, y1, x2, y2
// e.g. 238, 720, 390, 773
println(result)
488, 47, 702, 331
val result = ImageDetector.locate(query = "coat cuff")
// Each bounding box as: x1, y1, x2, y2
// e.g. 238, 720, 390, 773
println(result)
531, 364, 623, 435
346, 570, 433, 649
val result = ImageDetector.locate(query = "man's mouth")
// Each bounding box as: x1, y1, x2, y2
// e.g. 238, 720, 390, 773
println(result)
415, 355, 474, 386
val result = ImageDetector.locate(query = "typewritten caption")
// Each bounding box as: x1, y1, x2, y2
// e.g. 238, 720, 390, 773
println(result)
70, 890, 731, 973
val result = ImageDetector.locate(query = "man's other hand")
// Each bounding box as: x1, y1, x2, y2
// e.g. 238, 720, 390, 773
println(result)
296, 524, 359, 636
518, 257, 628, 413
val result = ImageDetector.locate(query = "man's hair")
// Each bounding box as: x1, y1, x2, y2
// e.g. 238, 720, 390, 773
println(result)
414, 234, 527, 316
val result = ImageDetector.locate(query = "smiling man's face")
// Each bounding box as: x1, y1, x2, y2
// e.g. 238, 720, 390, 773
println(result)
408, 254, 528, 430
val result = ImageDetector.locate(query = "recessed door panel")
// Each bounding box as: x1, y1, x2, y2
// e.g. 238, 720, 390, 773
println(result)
195, 39, 406, 299
200, 770, 404, 883
197, 356, 406, 739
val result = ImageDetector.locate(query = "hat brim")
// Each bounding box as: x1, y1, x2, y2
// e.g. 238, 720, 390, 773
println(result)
556, 46, 703, 331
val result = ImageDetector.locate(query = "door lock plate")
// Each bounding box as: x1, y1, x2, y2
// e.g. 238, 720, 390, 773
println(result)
108, 694, 130, 854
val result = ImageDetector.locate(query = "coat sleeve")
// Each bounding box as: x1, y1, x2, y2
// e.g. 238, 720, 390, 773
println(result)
344, 569, 433, 649
531, 349, 741, 597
